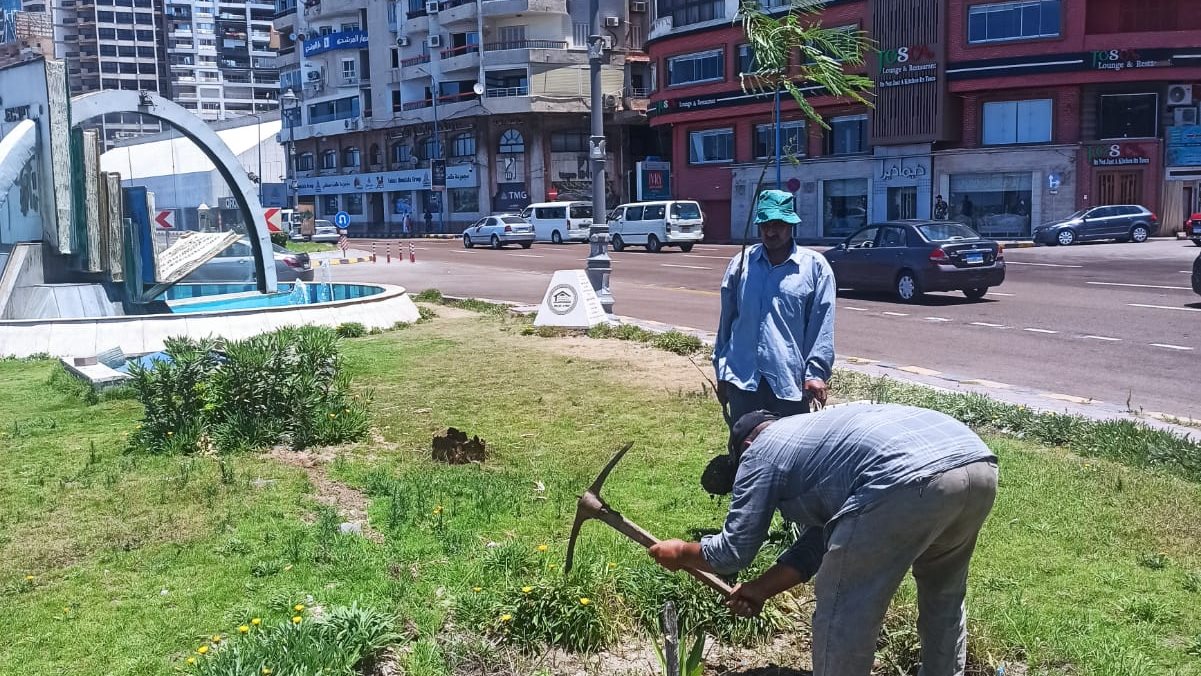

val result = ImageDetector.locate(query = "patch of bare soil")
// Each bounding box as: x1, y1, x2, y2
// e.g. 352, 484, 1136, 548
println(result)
527, 335, 716, 397
267, 446, 383, 542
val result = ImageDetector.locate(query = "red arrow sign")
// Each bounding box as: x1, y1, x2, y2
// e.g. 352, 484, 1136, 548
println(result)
154, 210, 175, 229
264, 207, 281, 233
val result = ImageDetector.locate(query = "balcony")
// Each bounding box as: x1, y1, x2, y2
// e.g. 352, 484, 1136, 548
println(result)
439, 44, 479, 72
486, 85, 528, 97
482, 0, 567, 18
435, 0, 478, 26
401, 53, 431, 67
484, 39, 567, 51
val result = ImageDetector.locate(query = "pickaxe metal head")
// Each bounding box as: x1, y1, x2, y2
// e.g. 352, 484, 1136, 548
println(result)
564, 442, 636, 575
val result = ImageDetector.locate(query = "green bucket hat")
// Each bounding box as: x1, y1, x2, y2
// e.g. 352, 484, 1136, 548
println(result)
754, 189, 802, 226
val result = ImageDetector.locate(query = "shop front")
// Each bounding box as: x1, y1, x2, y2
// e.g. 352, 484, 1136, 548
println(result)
730, 156, 876, 242
1078, 140, 1162, 227
297, 165, 479, 234
1164, 125, 1201, 232
871, 146, 934, 223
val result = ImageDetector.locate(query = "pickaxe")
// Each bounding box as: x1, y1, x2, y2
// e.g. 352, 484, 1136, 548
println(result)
564, 442, 734, 598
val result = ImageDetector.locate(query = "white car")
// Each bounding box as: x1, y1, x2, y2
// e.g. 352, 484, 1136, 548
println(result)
311, 220, 340, 243
521, 201, 592, 243
463, 215, 535, 249
608, 200, 704, 252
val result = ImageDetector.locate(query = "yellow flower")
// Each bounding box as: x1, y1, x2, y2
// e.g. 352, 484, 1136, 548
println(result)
251, 617, 262, 626
63, 607, 70, 614
500, 614, 512, 622
196, 645, 209, 655
262, 668, 273, 675
187, 657, 196, 665
433, 505, 443, 515
472, 586, 482, 593
24, 575, 34, 581
579, 597, 591, 606
521, 586, 533, 594
238, 625, 250, 634
294, 604, 305, 612
167, 431, 173, 436
292, 615, 302, 624
211, 635, 221, 643
536, 544, 548, 553
329, 413, 336, 419
607, 562, 617, 569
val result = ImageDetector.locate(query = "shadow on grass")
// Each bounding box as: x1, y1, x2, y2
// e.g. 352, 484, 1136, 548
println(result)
716, 666, 812, 676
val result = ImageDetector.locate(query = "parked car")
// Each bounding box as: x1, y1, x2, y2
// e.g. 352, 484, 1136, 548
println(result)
1185, 212, 1201, 246
462, 215, 535, 249
521, 201, 592, 243
608, 200, 705, 253
823, 220, 1005, 302
1032, 205, 1157, 246
1193, 249, 1201, 297
184, 240, 313, 282
310, 220, 340, 243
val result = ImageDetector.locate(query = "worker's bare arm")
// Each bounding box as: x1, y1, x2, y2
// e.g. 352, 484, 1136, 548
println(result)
647, 539, 716, 574
726, 563, 806, 617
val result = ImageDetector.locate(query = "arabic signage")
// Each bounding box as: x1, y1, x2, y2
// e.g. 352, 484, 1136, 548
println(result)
431, 159, 446, 191
302, 29, 369, 58
494, 182, 530, 212
1088, 143, 1150, 167
878, 156, 930, 182
297, 166, 477, 195
1167, 125, 1201, 167
1090, 48, 1172, 72
877, 44, 938, 89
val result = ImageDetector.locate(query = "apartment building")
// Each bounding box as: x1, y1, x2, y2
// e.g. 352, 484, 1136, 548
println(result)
275, 0, 657, 234
646, 0, 1201, 241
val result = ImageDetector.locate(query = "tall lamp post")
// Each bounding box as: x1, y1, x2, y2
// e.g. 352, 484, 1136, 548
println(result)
586, 0, 614, 313
280, 88, 300, 217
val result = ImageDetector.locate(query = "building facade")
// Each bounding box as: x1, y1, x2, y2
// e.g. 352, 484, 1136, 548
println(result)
274, 0, 657, 234
646, 0, 1201, 241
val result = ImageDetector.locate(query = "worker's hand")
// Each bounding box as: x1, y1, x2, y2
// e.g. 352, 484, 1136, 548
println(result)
716, 380, 729, 405
726, 582, 766, 618
803, 379, 828, 408
648, 539, 693, 572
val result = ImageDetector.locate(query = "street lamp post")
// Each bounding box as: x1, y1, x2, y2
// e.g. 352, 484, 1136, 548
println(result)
280, 88, 300, 220
587, 0, 614, 313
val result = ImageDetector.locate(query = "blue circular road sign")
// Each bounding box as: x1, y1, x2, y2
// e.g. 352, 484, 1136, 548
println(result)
334, 211, 351, 228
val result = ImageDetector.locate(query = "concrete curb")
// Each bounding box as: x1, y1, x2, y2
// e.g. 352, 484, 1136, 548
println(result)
325, 257, 373, 266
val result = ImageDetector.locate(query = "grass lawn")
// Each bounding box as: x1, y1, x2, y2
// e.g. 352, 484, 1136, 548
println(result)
1, 309, 1199, 676
285, 242, 335, 254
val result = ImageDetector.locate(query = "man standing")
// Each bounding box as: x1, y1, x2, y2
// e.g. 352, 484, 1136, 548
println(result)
649, 404, 998, 676
933, 195, 949, 220
714, 190, 836, 426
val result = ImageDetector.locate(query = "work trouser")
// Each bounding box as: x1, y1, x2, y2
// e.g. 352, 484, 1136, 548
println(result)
811, 460, 998, 676
724, 377, 811, 428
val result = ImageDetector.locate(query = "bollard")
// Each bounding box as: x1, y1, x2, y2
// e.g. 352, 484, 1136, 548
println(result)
409, 242, 416, 263
386, 242, 392, 264
371, 241, 377, 263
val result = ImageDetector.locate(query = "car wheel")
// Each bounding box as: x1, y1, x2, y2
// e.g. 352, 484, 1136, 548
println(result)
611, 235, 625, 251
646, 234, 662, 253
490, 235, 502, 249
551, 230, 563, 244
1129, 225, 1149, 243
963, 287, 988, 301
895, 270, 922, 303
1056, 228, 1077, 246
679, 243, 694, 253
520, 241, 533, 249
463, 234, 473, 248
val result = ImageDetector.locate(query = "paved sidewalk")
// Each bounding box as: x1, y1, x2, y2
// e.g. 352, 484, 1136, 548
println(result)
308, 248, 374, 266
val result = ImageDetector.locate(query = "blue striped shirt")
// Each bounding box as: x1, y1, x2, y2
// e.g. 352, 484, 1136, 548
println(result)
713, 243, 836, 401
699, 403, 996, 578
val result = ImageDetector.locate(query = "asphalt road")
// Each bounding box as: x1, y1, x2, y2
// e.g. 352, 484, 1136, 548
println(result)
336, 237, 1201, 420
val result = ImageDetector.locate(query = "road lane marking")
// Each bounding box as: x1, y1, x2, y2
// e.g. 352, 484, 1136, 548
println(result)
511, 254, 544, 258
1083, 335, 1121, 341
971, 322, 1007, 328
845, 306, 869, 311
898, 365, 942, 377
925, 316, 952, 322
987, 291, 1015, 296
660, 263, 713, 270
1150, 343, 1194, 351
1128, 303, 1201, 313
881, 311, 909, 317
1005, 261, 1083, 268
1087, 281, 1191, 291
683, 254, 736, 260
1024, 328, 1059, 334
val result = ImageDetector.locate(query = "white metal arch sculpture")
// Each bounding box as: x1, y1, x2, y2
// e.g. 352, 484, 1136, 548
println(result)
70, 90, 277, 292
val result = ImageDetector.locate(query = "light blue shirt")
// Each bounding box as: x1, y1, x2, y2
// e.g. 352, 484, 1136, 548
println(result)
713, 243, 836, 400
699, 404, 997, 578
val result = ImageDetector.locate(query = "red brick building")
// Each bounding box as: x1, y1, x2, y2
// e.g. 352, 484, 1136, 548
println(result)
646, 0, 1201, 241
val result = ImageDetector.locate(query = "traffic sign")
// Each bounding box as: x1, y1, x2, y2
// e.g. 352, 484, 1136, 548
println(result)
264, 207, 282, 233
154, 210, 175, 230
333, 211, 351, 228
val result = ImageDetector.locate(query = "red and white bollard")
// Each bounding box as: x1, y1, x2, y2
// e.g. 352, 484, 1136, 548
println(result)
409, 242, 416, 263
371, 241, 377, 263
386, 242, 392, 264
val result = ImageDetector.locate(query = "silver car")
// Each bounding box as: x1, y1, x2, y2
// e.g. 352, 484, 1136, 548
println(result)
463, 215, 535, 249
311, 220, 341, 243
184, 240, 314, 282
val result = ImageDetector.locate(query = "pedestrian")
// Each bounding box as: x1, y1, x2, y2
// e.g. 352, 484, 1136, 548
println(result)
649, 403, 999, 676
423, 210, 433, 235
714, 189, 835, 427
402, 211, 411, 238
933, 194, 949, 220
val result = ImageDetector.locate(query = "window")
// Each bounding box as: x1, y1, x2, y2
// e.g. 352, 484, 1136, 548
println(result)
755, 120, 806, 159
948, 172, 1034, 237
968, 0, 1060, 43
390, 47, 400, 69
1099, 93, 1158, 139
982, 99, 1052, 145
341, 58, 357, 83
656, 0, 724, 28
644, 204, 665, 219
391, 142, 411, 165
392, 90, 402, 113
449, 188, 479, 213
343, 147, 360, 168
307, 96, 360, 124
846, 227, 878, 248
297, 152, 315, 171
687, 128, 734, 164
321, 194, 339, 215
878, 226, 907, 248
737, 44, 758, 74
826, 115, 868, 155
624, 205, 644, 220
100, 44, 117, 56
550, 131, 589, 153
420, 136, 439, 160
498, 129, 525, 154
137, 46, 155, 58
345, 194, 363, 215
321, 149, 338, 169
668, 49, 724, 86
450, 133, 476, 158
823, 178, 869, 237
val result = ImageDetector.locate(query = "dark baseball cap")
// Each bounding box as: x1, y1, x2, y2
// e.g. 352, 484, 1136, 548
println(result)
728, 410, 779, 460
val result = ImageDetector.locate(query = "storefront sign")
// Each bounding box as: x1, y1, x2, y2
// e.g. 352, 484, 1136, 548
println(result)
302, 29, 369, 58
431, 159, 446, 191
297, 166, 476, 195
494, 183, 530, 212
1090, 48, 1172, 72
637, 161, 671, 200
1167, 125, 1201, 167
877, 44, 938, 88
878, 156, 929, 181
1088, 144, 1150, 167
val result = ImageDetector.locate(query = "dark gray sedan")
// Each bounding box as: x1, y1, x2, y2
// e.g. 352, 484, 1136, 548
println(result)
183, 240, 314, 283
1032, 205, 1158, 246
823, 220, 1005, 302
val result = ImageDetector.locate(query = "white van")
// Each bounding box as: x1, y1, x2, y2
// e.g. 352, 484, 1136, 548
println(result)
608, 200, 704, 252
521, 201, 592, 243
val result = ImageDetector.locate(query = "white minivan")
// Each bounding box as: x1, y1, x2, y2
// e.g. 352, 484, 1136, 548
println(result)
520, 201, 592, 244
608, 200, 705, 252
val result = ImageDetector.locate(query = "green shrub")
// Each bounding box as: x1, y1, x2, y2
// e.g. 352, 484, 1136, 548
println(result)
460, 577, 615, 654
413, 289, 444, 303
335, 322, 367, 338
651, 330, 704, 356
270, 231, 289, 247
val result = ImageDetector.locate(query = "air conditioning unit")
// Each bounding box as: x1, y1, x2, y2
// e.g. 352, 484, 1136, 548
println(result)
604, 15, 620, 27
426, 0, 439, 12
603, 93, 617, 110
305, 68, 322, 81
397, 35, 409, 47
1167, 84, 1194, 107
1175, 106, 1200, 127
344, 119, 360, 130
426, 34, 442, 48
630, 1, 647, 11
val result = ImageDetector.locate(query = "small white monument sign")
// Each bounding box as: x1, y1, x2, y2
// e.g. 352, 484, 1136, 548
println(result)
534, 270, 609, 328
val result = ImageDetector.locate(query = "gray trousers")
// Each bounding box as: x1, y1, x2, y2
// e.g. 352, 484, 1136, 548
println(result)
811, 460, 998, 676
